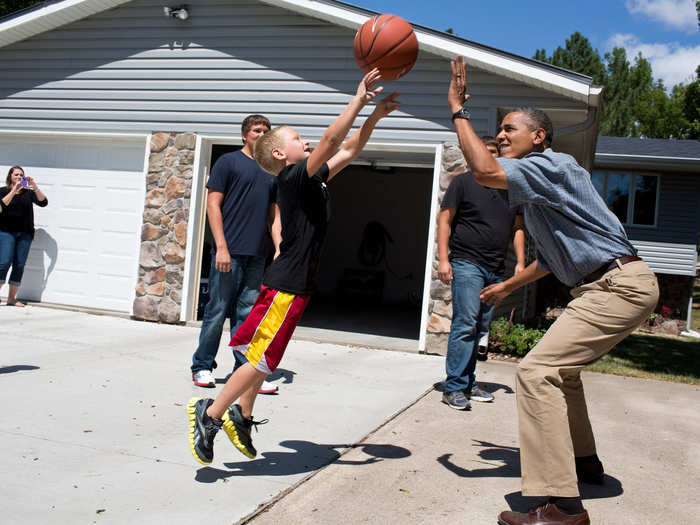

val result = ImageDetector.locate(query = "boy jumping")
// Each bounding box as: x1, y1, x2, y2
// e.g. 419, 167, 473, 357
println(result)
187, 69, 400, 465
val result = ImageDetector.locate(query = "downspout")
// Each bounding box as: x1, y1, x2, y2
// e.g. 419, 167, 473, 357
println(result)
553, 85, 603, 172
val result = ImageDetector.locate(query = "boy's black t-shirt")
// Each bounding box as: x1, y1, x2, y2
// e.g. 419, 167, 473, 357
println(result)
441, 172, 516, 275
207, 150, 278, 257
263, 158, 331, 295
0, 187, 48, 238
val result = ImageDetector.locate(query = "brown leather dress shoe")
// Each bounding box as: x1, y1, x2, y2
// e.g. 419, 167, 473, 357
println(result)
498, 503, 590, 525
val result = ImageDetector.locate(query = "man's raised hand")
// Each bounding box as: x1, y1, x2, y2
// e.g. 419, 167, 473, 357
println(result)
373, 91, 401, 118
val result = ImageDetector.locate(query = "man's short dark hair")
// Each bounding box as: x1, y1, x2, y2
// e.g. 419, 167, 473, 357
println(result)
480, 135, 499, 151
241, 114, 271, 135
513, 107, 553, 147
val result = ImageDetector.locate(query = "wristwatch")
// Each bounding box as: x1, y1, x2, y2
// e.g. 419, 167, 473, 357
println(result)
451, 106, 471, 122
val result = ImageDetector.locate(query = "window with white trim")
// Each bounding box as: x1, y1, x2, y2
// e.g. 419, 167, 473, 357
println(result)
591, 171, 659, 226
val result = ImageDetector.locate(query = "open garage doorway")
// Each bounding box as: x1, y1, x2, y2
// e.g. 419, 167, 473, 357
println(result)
191, 143, 437, 349
299, 164, 434, 341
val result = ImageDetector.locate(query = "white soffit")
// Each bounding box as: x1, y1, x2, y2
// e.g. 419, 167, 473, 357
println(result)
0, 0, 132, 48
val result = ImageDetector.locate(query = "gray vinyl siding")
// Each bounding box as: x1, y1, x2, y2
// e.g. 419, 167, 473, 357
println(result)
624, 172, 700, 276
0, 0, 585, 140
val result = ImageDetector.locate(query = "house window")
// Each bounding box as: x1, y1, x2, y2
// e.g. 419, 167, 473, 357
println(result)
591, 171, 659, 226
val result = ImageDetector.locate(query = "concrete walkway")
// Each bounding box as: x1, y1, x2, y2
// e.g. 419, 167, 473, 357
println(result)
2, 305, 699, 524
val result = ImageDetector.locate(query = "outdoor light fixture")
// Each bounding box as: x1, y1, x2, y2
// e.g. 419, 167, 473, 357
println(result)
163, 5, 189, 20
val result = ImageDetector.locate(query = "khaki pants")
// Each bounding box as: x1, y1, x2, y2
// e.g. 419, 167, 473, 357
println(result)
517, 260, 659, 497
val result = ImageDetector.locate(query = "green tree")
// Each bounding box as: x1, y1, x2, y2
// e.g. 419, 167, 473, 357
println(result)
682, 65, 700, 139
634, 80, 689, 138
532, 32, 606, 85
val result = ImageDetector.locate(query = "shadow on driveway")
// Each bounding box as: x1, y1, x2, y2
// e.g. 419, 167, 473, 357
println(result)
195, 440, 410, 483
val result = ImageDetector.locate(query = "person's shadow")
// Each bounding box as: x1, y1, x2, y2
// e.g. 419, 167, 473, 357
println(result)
195, 440, 411, 483
0, 365, 40, 374
433, 381, 514, 396
437, 439, 521, 479
19, 228, 58, 301
217, 368, 296, 386
438, 439, 623, 511
504, 476, 624, 512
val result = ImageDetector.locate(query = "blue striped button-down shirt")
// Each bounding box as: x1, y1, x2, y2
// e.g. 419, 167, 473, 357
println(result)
498, 149, 636, 287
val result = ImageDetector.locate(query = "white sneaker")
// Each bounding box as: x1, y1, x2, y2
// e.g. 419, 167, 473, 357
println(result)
258, 379, 279, 394
192, 369, 215, 388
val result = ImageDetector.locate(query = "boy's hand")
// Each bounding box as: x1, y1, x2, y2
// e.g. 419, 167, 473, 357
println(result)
372, 92, 401, 118
448, 55, 470, 112
356, 68, 384, 106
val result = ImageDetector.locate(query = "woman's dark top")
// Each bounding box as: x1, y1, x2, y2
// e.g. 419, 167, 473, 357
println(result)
0, 187, 48, 238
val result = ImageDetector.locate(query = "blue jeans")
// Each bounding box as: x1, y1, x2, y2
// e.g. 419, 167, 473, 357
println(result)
443, 259, 501, 394
191, 254, 265, 374
0, 231, 32, 286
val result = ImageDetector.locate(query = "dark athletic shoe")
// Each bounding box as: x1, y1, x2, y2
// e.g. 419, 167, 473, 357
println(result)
469, 385, 494, 403
221, 404, 268, 459
441, 391, 471, 410
187, 397, 222, 465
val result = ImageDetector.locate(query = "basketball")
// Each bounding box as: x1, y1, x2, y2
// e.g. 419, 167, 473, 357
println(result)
353, 14, 419, 81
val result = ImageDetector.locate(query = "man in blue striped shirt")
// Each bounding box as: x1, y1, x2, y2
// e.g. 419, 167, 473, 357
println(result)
448, 56, 659, 525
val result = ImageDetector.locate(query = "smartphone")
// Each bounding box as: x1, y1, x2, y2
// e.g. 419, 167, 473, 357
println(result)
20, 176, 28, 188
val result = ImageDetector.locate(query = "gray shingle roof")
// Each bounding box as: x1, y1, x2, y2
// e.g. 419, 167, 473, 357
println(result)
596, 136, 700, 159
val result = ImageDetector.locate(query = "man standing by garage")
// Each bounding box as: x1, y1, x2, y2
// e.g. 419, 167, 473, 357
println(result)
448, 56, 658, 525
437, 136, 525, 410
190, 115, 282, 394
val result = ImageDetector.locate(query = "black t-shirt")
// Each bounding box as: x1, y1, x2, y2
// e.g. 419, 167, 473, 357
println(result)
441, 172, 516, 275
263, 159, 330, 295
0, 187, 48, 238
207, 150, 278, 257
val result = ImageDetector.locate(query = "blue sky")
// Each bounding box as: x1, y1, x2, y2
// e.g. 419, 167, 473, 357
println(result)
349, 0, 699, 88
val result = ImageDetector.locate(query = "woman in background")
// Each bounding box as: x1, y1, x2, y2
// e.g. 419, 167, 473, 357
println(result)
0, 166, 48, 306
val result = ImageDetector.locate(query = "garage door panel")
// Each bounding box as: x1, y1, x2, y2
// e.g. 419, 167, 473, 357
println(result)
1, 135, 147, 312
102, 212, 142, 234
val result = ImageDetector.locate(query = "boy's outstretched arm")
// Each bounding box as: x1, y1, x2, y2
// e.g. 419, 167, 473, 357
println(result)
326, 92, 400, 180
306, 69, 383, 178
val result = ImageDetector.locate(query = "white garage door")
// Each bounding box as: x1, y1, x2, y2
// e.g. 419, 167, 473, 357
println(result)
0, 134, 147, 312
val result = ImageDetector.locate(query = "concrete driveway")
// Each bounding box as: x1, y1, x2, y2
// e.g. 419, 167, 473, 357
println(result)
2, 305, 699, 524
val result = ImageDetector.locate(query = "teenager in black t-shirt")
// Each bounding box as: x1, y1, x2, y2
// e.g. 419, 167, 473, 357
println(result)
0, 165, 48, 306
186, 69, 401, 466
437, 137, 525, 410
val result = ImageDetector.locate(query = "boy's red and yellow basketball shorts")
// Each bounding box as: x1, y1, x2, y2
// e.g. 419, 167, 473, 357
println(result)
229, 285, 310, 374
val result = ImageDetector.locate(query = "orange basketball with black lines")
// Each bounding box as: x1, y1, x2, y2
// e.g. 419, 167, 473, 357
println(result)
353, 14, 418, 81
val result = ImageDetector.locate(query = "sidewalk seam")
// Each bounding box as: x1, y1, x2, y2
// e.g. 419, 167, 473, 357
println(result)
235, 384, 437, 525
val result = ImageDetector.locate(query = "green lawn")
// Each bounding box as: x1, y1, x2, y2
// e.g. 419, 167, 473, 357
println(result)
588, 332, 700, 385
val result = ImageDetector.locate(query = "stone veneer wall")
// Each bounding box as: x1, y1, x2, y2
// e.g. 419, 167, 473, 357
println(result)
424, 143, 465, 355
132, 132, 195, 323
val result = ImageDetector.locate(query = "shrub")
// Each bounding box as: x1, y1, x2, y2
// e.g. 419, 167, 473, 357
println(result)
489, 317, 546, 356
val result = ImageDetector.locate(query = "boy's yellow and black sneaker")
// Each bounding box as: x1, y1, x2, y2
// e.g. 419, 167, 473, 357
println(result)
221, 403, 268, 459
187, 397, 222, 465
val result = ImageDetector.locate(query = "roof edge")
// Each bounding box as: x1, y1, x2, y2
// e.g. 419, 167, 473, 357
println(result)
595, 152, 700, 172
0, 0, 132, 48
259, 0, 598, 105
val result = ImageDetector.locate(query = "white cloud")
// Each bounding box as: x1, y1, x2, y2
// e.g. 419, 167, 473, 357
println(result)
625, 0, 698, 32
607, 33, 700, 87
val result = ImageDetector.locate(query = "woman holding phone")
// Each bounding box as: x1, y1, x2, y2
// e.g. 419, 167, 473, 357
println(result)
0, 166, 48, 306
